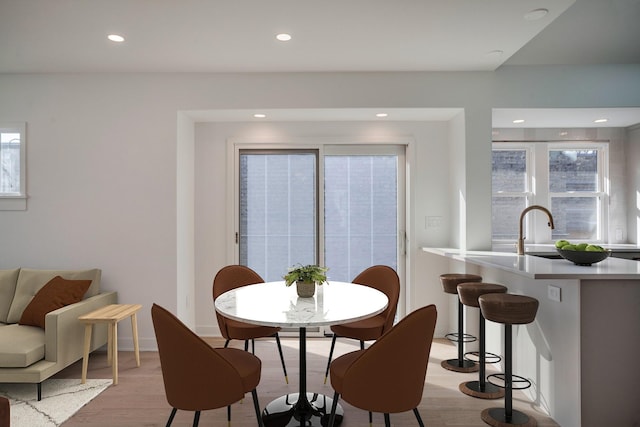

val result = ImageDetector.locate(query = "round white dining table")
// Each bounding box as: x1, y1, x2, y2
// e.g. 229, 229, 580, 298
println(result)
214, 280, 389, 427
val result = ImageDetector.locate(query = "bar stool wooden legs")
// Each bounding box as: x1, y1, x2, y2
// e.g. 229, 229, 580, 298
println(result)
457, 282, 507, 399
440, 273, 482, 373
479, 293, 539, 427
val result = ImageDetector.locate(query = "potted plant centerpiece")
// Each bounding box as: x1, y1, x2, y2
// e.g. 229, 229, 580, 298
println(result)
283, 264, 329, 298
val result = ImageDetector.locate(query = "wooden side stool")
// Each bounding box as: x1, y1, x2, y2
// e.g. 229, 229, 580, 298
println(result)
79, 304, 142, 385
457, 282, 507, 399
440, 273, 482, 372
478, 293, 539, 427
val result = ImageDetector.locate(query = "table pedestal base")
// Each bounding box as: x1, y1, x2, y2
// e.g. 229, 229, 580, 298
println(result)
262, 392, 344, 427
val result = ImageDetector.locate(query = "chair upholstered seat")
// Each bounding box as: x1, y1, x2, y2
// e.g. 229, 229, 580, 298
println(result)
216, 347, 261, 392
328, 349, 363, 395
329, 314, 385, 341
224, 319, 281, 341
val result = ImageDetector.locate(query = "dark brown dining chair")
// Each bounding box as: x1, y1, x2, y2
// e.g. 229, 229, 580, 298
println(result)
327, 304, 438, 427
151, 303, 265, 427
213, 265, 289, 383
0, 396, 8, 427
323, 265, 400, 384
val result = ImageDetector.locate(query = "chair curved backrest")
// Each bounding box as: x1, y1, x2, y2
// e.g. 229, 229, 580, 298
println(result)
0, 396, 8, 427
212, 265, 265, 339
339, 304, 437, 413
151, 303, 245, 411
213, 265, 264, 299
351, 265, 401, 334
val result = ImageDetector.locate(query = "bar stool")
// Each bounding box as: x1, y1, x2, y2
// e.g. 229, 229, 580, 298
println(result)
478, 293, 539, 427
457, 282, 507, 399
440, 273, 482, 372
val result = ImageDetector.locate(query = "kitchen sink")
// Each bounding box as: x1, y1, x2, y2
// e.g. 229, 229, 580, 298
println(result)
526, 252, 563, 259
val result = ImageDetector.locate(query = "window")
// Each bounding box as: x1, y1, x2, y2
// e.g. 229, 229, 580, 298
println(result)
549, 148, 605, 241
492, 142, 607, 243
0, 122, 26, 210
492, 147, 531, 240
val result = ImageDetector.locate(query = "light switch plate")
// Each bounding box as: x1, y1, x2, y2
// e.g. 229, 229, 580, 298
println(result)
548, 285, 561, 302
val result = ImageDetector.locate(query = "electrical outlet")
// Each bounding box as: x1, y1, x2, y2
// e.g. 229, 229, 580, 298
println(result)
548, 285, 561, 302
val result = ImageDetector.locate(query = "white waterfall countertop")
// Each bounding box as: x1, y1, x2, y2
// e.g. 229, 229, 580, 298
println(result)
422, 247, 640, 280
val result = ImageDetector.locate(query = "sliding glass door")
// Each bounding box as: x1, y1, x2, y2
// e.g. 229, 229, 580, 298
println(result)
236, 144, 406, 318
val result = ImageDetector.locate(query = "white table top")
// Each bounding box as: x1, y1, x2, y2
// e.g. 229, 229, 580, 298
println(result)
214, 281, 389, 328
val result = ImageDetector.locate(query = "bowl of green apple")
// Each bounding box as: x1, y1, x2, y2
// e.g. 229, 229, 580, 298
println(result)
555, 240, 611, 266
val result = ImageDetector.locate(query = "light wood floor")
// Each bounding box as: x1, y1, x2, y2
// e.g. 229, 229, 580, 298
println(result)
56, 337, 560, 426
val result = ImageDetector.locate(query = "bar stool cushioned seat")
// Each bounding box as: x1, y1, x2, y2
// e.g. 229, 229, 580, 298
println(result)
457, 282, 508, 399
478, 293, 539, 427
440, 273, 482, 373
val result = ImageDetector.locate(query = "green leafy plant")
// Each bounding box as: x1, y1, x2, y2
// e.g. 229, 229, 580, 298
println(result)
283, 264, 329, 286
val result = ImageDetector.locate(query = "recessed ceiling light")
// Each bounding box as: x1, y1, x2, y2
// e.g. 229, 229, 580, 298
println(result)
253, 113, 266, 118
276, 33, 292, 42
524, 8, 549, 21
594, 118, 608, 123
107, 34, 125, 43
486, 50, 504, 58
512, 119, 525, 124
376, 113, 388, 118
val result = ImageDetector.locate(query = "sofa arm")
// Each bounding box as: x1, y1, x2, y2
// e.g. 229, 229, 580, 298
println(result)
44, 291, 118, 365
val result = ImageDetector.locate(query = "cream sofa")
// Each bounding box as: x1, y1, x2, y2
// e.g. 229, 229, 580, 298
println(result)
0, 268, 117, 399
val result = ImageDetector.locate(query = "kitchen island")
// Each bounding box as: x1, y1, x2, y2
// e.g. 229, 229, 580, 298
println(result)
422, 247, 640, 427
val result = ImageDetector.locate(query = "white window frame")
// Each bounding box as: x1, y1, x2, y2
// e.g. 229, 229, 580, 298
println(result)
0, 122, 27, 210
492, 141, 609, 244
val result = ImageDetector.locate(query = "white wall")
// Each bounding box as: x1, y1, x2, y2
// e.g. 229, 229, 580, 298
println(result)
1, 65, 639, 349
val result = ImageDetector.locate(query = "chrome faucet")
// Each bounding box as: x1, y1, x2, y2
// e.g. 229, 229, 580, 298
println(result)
517, 205, 555, 255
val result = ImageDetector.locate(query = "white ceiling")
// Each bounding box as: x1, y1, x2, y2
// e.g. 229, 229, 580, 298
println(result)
2, 0, 639, 127
492, 108, 640, 128
0, 0, 578, 73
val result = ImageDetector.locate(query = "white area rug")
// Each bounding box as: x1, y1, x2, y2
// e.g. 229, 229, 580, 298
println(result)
0, 379, 111, 427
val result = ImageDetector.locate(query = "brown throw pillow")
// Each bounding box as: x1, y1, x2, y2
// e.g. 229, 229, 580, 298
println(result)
19, 276, 92, 328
